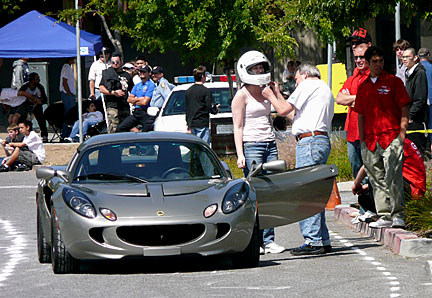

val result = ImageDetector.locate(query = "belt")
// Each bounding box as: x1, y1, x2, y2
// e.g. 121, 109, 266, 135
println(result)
296, 131, 327, 141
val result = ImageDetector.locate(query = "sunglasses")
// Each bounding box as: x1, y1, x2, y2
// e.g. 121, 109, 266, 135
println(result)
354, 55, 365, 60
112, 60, 121, 65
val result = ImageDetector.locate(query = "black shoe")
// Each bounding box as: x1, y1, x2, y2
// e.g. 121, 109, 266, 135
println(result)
42, 136, 49, 143
0, 165, 10, 172
16, 164, 31, 171
324, 245, 332, 253
291, 244, 325, 256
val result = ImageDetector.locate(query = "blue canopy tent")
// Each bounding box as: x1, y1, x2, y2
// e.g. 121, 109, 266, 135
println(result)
0, 10, 105, 141
0, 10, 103, 58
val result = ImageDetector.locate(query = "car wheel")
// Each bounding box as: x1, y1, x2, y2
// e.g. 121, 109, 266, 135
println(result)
51, 209, 79, 274
231, 220, 260, 268
37, 209, 51, 264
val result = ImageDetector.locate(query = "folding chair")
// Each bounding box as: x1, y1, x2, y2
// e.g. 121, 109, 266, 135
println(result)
43, 103, 64, 143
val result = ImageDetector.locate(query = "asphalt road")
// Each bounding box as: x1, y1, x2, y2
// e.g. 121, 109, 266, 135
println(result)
1, 171, 431, 298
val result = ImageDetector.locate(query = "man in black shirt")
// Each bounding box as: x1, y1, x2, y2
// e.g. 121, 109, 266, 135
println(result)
185, 65, 218, 144
19, 73, 48, 142
99, 52, 134, 133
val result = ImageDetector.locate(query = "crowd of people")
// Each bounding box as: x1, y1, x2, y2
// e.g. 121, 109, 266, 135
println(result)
1, 29, 431, 256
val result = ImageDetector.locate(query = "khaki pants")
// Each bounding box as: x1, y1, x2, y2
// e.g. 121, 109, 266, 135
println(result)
107, 107, 130, 133
361, 136, 405, 220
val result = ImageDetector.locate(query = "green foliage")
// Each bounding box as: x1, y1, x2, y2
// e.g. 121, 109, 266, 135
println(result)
405, 193, 432, 235
327, 135, 352, 182
220, 155, 244, 179
2, 0, 24, 13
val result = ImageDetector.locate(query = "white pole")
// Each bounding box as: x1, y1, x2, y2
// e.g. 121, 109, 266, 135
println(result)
395, 2, 401, 68
76, 0, 83, 143
327, 43, 332, 90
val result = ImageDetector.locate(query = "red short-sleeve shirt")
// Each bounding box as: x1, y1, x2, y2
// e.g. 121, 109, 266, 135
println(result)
339, 68, 370, 142
353, 71, 411, 151
403, 138, 426, 198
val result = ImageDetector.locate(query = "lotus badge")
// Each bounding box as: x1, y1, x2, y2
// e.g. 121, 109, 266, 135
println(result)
157, 211, 165, 216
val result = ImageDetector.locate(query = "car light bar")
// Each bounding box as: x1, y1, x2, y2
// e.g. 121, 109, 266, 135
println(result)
173, 74, 236, 84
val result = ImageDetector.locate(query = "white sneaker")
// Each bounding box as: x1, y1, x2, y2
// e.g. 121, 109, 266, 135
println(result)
358, 211, 378, 223
392, 218, 405, 228
259, 247, 265, 255
351, 215, 361, 224
369, 217, 392, 228
264, 242, 285, 254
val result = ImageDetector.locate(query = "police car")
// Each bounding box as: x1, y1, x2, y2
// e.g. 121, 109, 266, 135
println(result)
153, 75, 237, 154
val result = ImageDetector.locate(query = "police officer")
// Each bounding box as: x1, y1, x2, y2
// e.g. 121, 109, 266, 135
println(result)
150, 66, 174, 110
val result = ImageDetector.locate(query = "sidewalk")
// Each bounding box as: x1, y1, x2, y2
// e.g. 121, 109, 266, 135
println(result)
336, 181, 432, 257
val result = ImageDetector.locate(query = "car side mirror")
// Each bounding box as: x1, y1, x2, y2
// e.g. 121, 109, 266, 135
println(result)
36, 167, 71, 183
220, 161, 233, 179
247, 160, 287, 180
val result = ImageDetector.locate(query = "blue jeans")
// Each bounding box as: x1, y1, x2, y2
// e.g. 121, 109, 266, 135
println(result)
60, 91, 76, 139
347, 140, 363, 179
296, 135, 331, 247
69, 119, 100, 140
243, 141, 278, 245
190, 127, 210, 144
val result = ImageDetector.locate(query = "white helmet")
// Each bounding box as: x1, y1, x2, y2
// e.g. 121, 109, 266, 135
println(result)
237, 50, 271, 85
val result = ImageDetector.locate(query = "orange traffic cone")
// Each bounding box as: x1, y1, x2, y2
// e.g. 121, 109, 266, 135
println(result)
326, 180, 342, 210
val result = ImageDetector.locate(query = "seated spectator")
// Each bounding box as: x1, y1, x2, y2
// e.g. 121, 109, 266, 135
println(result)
0, 86, 40, 124
1, 123, 24, 157
65, 102, 103, 142
0, 121, 46, 172
352, 138, 426, 216
19, 72, 49, 142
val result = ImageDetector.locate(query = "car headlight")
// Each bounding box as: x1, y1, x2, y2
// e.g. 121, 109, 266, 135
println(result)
62, 188, 96, 219
222, 182, 249, 214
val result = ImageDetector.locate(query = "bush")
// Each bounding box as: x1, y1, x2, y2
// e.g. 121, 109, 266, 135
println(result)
327, 135, 353, 182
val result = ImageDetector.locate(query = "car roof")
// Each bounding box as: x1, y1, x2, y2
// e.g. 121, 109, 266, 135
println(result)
171, 81, 237, 91
78, 131, 208, 151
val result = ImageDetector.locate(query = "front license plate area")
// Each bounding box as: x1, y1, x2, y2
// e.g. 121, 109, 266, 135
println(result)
143, 247, 181, 256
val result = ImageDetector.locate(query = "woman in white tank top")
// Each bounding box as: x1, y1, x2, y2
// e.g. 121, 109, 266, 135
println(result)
231, 51, 285, 254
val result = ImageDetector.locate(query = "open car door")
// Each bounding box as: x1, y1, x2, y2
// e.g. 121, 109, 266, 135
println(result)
249, 163, 338, 229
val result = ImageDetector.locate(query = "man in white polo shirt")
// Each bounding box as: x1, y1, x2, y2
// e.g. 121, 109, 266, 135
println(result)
262, 62, 334, 255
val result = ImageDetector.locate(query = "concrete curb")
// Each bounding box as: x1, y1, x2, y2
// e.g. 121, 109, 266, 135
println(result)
334, 205, 432, 257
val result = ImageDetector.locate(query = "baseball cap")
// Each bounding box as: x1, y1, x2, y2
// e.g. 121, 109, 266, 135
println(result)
151, 66, 164, 74
123, 63, 135, 69
418, 48, 430, 59
138, 65, 152, 73
348, 27, 372, 44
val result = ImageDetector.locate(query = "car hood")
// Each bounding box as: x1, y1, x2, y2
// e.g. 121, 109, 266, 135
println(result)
71, 179, 242, 219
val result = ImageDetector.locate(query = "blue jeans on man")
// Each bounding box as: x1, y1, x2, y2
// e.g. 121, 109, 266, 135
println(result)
295, 135, 331, 247
60, 91, 76, 139
190, 127, 211, 144
242, 141, 278, 246
69, 118, 100, 141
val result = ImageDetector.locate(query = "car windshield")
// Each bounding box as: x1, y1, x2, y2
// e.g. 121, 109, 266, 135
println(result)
162, 88, 236, 116
72, 141, 226, 183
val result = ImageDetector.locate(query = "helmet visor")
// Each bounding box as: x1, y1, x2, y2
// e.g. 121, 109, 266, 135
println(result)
246, 62, 270, 75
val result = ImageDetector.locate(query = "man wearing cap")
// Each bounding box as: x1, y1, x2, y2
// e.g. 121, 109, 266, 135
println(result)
88, 49, 110, 101
116, 65, 155, 132
418, 48, 432, 152
150, 66, 174, 110
348, 28, 372, 52
99, 52, 134, 133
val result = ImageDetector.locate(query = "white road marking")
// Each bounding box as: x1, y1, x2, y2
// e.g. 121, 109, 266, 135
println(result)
329, 230, 400, 298
0, 219, 27, 288
210, 286, 291, 290
0, 185, 36, 189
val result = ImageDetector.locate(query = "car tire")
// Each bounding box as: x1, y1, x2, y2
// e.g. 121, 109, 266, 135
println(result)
231, 220, 260, 268
37, 209, 51, 264
51, 209, 79, 274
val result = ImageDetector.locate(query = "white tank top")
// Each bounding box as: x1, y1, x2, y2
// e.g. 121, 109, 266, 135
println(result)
241, 88, 275, 142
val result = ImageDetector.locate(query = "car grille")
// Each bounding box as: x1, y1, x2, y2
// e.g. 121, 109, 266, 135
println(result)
116, 224, 205, 246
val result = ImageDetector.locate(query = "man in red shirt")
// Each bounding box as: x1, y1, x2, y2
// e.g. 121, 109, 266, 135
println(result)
336, 44, 370, 180
353, 46, 411, 228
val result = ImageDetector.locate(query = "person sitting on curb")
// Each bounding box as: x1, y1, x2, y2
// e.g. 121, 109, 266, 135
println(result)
352, 138, 426, 219
1, 123, 24, 158
65, 102, 103, 143
0, 121, 46, 172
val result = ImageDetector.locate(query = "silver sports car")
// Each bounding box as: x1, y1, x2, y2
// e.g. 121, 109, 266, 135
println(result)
36, 132, 338, 274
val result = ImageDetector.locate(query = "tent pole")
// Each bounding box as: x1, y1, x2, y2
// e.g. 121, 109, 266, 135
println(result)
76, 0, 83, 143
